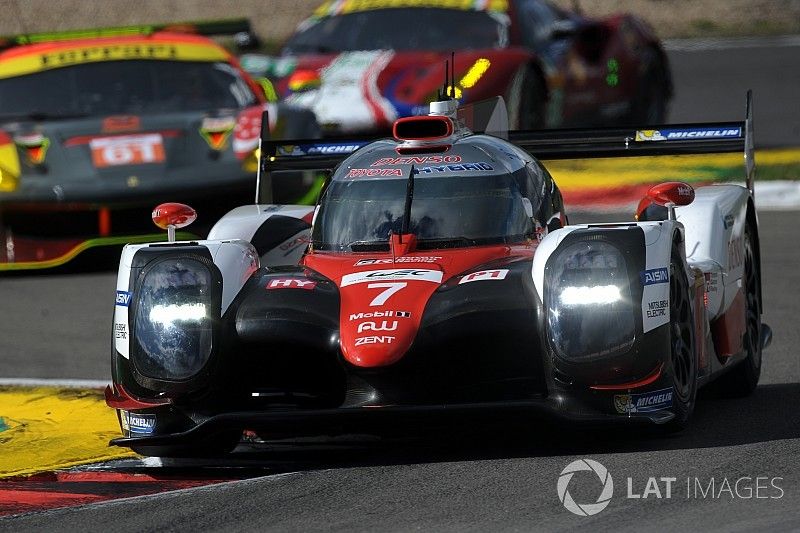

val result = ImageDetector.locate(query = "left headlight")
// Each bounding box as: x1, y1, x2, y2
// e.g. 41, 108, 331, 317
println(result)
545, 240, 636, 362
132, 256, 219, 382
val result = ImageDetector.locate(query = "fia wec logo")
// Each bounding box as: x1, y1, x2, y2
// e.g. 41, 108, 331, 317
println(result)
341, 269, 443, 286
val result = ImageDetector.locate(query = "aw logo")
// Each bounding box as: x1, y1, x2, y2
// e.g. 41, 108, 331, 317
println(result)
557, 459, 614, 516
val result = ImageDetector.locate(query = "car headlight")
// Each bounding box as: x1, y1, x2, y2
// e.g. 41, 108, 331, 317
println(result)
546, 240, 636, 361
132, 256, 219, 382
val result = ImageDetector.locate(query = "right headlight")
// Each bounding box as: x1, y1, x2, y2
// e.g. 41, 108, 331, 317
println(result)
132, 255, 219, 382
545, 240, 636, 362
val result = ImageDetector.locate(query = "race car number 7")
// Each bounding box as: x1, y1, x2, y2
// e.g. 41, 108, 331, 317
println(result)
367, 282, 406, 306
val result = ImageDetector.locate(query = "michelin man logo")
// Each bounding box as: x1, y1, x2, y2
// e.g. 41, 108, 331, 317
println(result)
557, 459, 614, 516
635, 129, 667, 142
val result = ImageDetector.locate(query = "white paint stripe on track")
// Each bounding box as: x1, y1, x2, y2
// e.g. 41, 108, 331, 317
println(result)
750, 180, 800, 210
0, 377, 110, 389
664, 35, 800, 51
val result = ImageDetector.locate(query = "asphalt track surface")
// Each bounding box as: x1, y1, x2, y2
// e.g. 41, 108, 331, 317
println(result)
2, 39, 800, 531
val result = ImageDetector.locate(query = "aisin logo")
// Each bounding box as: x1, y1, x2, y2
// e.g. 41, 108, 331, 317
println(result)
557, 459, 614, 516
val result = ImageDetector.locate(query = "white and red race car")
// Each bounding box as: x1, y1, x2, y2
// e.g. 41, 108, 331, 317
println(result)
105, 93, 770, 457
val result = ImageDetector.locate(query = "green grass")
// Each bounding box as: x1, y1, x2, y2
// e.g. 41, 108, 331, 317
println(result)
754, 162, 800, 181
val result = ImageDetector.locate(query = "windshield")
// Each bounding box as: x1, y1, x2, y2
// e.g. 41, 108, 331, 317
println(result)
284, 8, 508, 54
312, 173, 534, 251
0, 60, 257, 118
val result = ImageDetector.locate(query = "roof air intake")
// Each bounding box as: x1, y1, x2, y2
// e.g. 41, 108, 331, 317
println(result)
393, 116, 453, 142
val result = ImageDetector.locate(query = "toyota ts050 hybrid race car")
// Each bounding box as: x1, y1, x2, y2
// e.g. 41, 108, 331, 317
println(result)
241, 0, 671, 135
0, 20, 319, 271
105, 91, 769, 457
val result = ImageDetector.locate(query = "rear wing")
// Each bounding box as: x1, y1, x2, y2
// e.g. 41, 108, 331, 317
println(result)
0, 18, 255, 50
256, 91, 755, 202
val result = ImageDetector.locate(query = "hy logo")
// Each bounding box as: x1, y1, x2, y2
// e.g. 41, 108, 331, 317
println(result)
557, 459, 614, 516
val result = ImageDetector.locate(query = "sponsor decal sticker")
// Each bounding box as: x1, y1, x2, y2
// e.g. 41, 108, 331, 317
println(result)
354, 256, 441, 266
459, 269, 509, 284
640, 267, 669, 286
341, 268, 443, 286
126, 412, 156, 435
115, 290, 132, 307
39, 44, 180, 68
355, 335, 395, 346
266, 278, 317, 290
279, 235, 311, 255
371, 155, 462, 166
357, 320, 398, 333
348, 168, 403, 177
414, 162, 493, 174
724, 214, 735, 230
114, 323, 127, 340
635, 127, 741, 142
349, 310, 411, 321
646, 299, 668, 319
704, 272, 719, 294
278, 142, 366, 156
614, 387, 673, 414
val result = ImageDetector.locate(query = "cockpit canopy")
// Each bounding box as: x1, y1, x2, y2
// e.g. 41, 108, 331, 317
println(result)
311, 138, 548, 252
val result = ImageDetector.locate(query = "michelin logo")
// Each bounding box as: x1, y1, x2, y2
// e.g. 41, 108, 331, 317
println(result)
126, 412, 156, 435
636, 127, 741, 142
278, 143, 367, 156
614, 387, 674, 414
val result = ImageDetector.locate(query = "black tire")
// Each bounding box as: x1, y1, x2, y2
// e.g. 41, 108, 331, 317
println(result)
713, 224, 762, 396
630, 49, 668, 125
517, 68, 546, 130
664, 243, 697, 432
130, 431, 241, 458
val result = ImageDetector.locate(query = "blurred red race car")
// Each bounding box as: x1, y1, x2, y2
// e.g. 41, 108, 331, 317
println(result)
241, 0, 672, 134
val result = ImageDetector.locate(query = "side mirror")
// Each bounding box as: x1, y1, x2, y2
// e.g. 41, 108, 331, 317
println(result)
152, 203, 197, 242
635, 182, 695, 221
646, 181, 696, 207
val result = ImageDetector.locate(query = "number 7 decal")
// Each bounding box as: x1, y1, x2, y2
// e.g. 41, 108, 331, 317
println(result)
366, 282, 406, 306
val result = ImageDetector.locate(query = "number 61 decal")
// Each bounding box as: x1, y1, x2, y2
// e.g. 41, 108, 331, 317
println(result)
366, 282, 406, 306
